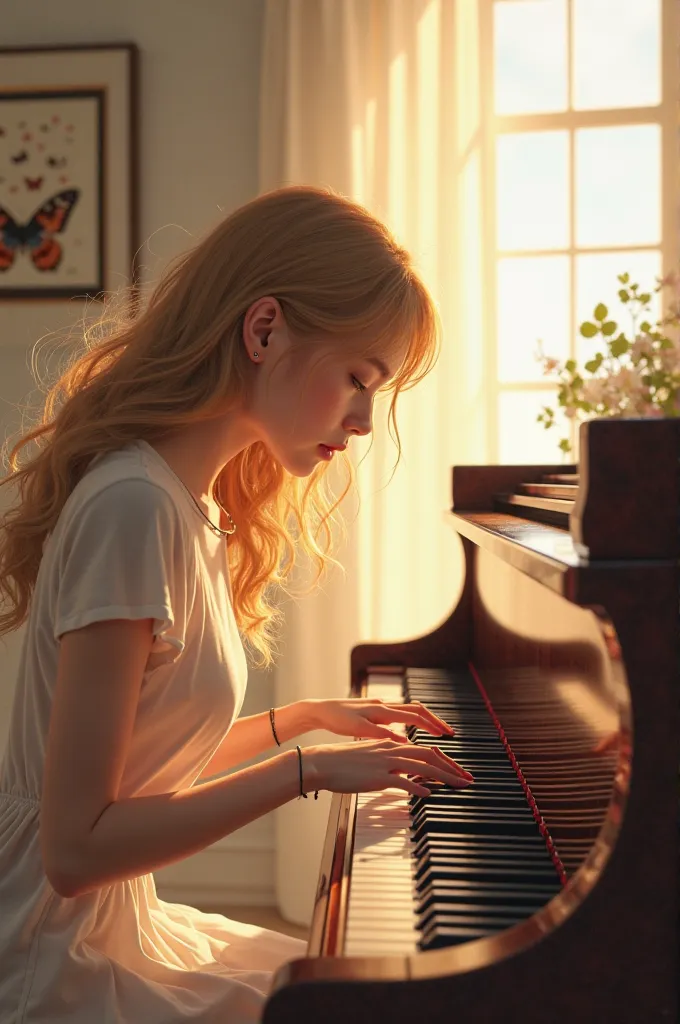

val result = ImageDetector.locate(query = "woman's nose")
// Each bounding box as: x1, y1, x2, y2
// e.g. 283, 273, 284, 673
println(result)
345, 393, 375, 438
346, 415, 372, 438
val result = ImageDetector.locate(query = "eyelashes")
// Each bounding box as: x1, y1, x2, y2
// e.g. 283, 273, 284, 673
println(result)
351, 375, 367, 393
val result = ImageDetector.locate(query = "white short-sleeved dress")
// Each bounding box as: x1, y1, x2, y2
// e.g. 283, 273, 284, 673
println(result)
0, 440, 307, 1024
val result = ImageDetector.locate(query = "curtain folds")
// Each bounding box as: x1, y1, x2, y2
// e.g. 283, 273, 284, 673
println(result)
259, 0, 488, 925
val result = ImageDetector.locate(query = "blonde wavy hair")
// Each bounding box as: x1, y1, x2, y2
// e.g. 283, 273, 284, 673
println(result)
0, 185, 441, 668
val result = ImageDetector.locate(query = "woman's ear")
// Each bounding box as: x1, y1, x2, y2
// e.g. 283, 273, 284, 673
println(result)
242, 297, 279, 361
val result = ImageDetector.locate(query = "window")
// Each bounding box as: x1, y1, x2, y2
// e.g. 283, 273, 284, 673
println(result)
481, 0, 677, 461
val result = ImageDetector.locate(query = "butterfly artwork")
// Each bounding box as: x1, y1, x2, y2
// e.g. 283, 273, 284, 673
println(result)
0, 189, 81, 272
0, 102, 94, 298
0, 53, 136, 300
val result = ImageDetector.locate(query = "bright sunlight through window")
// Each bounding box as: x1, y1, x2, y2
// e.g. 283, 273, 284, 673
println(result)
489, 0, 674, 462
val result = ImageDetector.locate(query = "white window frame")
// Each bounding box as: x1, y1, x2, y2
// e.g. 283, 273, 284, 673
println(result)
478, 0, 680, 459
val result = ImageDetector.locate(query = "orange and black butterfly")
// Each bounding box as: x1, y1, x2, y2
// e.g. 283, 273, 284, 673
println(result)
0, 188, 80, 271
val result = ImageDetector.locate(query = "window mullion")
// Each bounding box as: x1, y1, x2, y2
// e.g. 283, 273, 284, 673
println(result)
660, 0, 680, 303
567, 0, 577, 454
480, 0, 498, 462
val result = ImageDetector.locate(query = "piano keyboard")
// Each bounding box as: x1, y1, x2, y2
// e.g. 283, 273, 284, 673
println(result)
344, 666, 616, 958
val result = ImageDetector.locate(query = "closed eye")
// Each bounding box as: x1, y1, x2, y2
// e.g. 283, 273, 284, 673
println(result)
351, 375, 367, 393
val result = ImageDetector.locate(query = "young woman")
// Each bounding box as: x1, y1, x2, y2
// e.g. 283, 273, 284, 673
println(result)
0, 185, 473, 1023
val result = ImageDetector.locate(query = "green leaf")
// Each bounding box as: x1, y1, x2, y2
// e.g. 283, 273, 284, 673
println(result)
584, 355, 603, 372
649, 370, 668, 388
640, 320, 652, 333
617, 273, 630, 284
601, 320, 617, 336
639, 293, 651, 304
564, 359, 577, 373
609, 334, 630, 358
580, 321, 598, 338
593, 303, 608, 322
618, 290, 630, 303
558, 438, 572, 454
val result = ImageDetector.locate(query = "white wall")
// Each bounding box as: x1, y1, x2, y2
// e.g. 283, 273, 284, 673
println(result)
0, 0, 281, 909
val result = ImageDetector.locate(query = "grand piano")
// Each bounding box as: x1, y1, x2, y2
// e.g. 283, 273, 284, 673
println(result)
263, 417, 679, 1024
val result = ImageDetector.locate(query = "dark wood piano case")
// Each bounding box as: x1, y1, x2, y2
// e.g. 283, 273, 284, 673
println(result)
263, 418, 680, 1024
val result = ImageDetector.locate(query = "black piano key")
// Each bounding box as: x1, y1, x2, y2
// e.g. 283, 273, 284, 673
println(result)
413, 853, 556, 882
418, 923, 499, 949
411, 810, 540, 829
414, 806, 539, 822
417, 877, 562, 901
417, 880, 560, 912
418, 908, 528, 932
413, 833, 550, 857
418, 899, 544, 919
414, 862, 560, 889
410, 792, 530, 809
415, 846, 554, 867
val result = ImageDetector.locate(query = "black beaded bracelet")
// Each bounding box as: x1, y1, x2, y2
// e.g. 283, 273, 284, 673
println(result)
296, 744, 319, 800
269, 707, 281, 746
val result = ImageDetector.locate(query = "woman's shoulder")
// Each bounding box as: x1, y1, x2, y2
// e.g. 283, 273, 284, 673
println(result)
70, 444, 178, 518
45, 443, 189, 564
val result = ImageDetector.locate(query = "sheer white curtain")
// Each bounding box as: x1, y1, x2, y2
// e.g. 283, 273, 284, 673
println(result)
259, 0, 489, 925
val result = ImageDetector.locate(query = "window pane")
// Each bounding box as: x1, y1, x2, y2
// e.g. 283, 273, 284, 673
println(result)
498, 256, 570, 382
498, 391, 569, 464
573, 0, 661, 111
494, 0, 567, 115
497, 132, 569, 251
575, 250, 662, 367
576, 125, 661, 248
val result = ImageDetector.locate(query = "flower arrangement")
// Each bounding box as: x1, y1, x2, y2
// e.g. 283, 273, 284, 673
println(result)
536, 270, 680, 454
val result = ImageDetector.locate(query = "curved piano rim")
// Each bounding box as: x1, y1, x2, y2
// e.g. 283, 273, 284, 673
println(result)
273, 719, 632, 988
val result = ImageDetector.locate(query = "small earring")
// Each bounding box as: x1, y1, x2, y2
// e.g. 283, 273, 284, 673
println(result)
253, 351, 259, 358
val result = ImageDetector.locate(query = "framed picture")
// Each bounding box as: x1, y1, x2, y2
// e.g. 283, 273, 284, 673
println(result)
0, 44, 138, 301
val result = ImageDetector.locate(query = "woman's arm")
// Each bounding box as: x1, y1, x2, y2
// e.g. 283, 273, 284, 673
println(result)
195, 700, 316, 782
41, 617, 310, 899
69, 748, 302, 897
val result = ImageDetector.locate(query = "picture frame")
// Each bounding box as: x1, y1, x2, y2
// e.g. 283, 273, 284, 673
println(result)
0, 43, 138, 301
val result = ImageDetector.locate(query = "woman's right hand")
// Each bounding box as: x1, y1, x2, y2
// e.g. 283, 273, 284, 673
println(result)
303, 739, 474, 798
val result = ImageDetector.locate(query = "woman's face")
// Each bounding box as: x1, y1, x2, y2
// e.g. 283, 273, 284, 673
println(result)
243, 298, 405, 477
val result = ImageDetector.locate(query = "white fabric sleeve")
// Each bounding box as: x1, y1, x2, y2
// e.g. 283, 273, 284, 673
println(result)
53, 478, 194, 666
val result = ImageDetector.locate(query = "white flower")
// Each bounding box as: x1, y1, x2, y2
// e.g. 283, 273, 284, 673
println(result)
582, 378, 608, 406
658, 344, 680, 373
610, 366, 647, 397
541, 356, 561, 375
634, 402, 664, 418
630, 335, 655, 361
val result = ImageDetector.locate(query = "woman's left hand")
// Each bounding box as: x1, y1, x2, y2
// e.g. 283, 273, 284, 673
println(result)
305, 697, 455, 743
